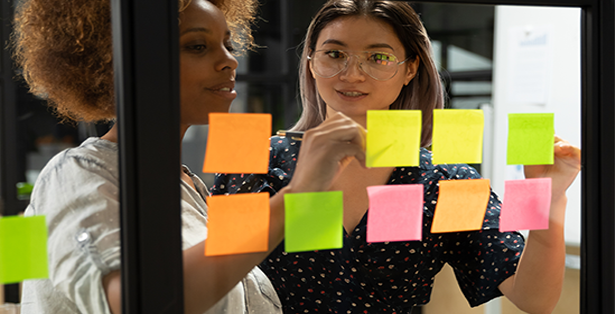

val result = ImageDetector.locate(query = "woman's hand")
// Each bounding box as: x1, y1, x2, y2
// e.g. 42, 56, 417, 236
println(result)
287, 112, 366, 193
523, 135, 581, 197
500, 135, 580, 314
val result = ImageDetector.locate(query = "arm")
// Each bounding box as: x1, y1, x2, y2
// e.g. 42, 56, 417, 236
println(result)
102, 192, 286, 314
498, 136, 581, 314
104, 112, 366, 314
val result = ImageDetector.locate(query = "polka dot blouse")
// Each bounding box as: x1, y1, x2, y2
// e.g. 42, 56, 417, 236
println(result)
211, 136, 525, 314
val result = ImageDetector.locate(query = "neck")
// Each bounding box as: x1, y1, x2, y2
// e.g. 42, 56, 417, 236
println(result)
101, 124, 119, 143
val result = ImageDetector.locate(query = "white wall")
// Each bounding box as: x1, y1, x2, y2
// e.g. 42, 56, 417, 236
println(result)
490, 6, 582, 246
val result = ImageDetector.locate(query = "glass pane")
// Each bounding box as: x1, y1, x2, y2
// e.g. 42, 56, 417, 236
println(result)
421, 4, 581, 314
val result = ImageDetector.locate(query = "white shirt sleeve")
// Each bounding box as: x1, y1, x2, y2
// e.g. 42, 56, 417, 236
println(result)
24, 148, 120, 314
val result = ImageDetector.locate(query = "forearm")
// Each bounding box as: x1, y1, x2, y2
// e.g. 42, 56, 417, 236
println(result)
183, 187, 286, 314
499, 195, 567, 314
104, 188, 287, 314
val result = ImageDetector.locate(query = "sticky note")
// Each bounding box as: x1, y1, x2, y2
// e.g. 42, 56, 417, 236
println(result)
284, 191, 343, 253
366, 110, 421, 167
0, 215, 48, 284
507, 113, 554, 165
431, 179, 491, 233
500, 178, 552, 232
366, 185, 424, 243
205, 193, 270, 256
431, 109, 484, 164
203, 113, 271, 174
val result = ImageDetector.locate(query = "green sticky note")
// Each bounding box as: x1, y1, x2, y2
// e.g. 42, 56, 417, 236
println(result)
507, 113, 554, 165
0, 216, 49, 284
366, 110, 421, 167
432, 109, 484, 164
284, 191, 343, 253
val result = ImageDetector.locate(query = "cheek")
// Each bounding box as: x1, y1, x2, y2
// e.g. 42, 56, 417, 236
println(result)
314, 77, 336, 99
377, 81, 406, 105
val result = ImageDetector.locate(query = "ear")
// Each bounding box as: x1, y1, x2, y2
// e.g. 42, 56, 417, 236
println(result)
403, 55, 420, 86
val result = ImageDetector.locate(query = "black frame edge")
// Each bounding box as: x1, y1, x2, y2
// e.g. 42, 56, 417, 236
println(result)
111, 0, 184, 312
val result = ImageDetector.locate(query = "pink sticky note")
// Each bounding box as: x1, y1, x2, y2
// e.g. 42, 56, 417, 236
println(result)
500, 178, 552, 232
366, 185, 424, 243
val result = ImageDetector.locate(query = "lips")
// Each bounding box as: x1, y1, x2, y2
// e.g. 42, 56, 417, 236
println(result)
207, 81, 235, 92
336, 89, 368, 97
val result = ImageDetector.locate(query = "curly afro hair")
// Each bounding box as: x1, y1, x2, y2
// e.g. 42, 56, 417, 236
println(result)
11, 0, 257, 123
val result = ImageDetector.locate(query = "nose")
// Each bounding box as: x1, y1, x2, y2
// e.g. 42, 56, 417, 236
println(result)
338, 55, 365, 82
216, 47, 238, 72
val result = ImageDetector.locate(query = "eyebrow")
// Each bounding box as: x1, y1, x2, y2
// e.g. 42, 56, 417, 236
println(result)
180, 27, 231, 37
180, 27, 211, 36
320, 39, 396, 51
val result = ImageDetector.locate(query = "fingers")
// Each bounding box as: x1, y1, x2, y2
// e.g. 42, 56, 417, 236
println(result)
308, 112, 366, 149
288, 113, 367, 193
553, 134, 581, 163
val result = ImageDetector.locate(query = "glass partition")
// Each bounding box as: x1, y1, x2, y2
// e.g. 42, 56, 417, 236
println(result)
2, 0, 613, 313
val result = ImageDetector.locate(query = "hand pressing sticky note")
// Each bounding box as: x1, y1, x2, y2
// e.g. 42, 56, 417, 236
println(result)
431, 179, 491, 233
366, 110, 421, 167
431, 109, 484, 165
205, 193, 270, 256
500, 178, 552, 232
203, 113, 271, 174
284, 191, 343, 253
366, 184, 423, 243
507, 113, 554, 165
0, 215, 48, 284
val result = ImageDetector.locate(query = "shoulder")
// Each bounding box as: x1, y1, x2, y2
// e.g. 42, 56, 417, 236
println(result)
269, 135, 301, 166
269, 135, 301, 153
29, 137, 120, 216
37, 137, 118, 184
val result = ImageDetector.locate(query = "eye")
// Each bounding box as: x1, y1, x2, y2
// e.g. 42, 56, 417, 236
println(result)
369, 52, 396, 65
225, 43, 235, 54
324, 50, 346, 59
187, 44, 207, 53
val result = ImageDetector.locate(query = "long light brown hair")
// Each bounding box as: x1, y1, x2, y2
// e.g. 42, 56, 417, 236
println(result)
293, 0, 444, 147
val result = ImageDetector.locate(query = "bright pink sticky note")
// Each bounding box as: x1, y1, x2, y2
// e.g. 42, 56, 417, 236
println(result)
500, 178, 552, 232
366, 185, 424, 243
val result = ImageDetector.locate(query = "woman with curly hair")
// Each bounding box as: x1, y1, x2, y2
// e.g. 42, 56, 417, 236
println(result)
12, 0, 364, 313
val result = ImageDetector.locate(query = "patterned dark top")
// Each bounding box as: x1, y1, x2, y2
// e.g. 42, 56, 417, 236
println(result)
212, 136, 525, 314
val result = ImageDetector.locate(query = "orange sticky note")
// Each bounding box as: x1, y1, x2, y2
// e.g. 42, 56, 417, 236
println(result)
205, 193, 270, 256
203, 113, 271, 174
431, 179, 491, 233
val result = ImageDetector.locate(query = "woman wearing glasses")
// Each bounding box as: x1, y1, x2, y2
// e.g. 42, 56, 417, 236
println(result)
213, 0, 581, 313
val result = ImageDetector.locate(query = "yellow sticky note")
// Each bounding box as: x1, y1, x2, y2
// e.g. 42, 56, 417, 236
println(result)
203, 113, 271, 174
431, 179, 490, 233
432, 109, 484, 164
366, 110, 421, 167
205, 193, 270, 256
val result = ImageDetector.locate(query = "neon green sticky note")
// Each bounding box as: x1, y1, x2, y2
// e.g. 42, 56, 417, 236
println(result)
0, 216, 49, 284
432, 109, 484, 164
507, 113, 554, 165
366, 110, 421, 167
284, 191, 343, 253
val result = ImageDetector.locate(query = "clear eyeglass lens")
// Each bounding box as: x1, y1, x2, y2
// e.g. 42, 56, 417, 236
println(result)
311, 50, 401, 80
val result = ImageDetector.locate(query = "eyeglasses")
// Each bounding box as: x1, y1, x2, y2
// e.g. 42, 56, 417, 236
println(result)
307, 50, 411, 81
